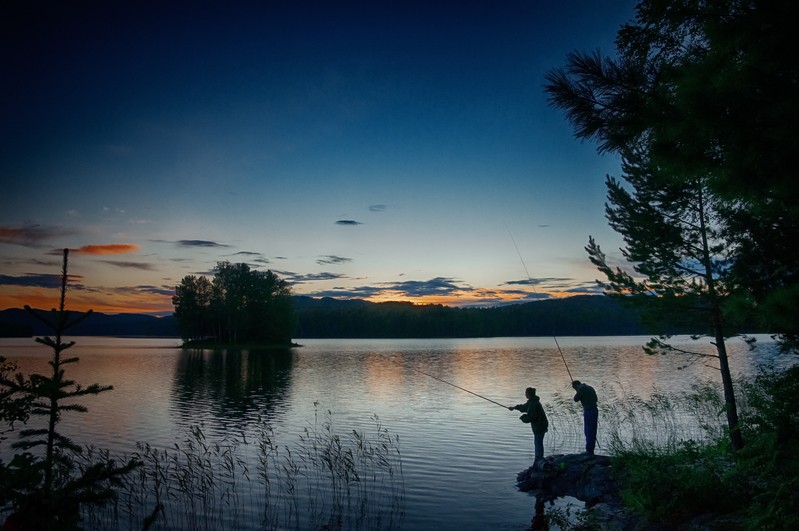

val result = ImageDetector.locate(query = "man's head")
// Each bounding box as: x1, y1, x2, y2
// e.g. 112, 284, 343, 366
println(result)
571, 380, 581, 390
525, 387, 536, 398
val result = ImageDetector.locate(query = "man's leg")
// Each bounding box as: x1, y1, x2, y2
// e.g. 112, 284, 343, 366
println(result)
585, 407, 598, 454
534, 432, 544, 462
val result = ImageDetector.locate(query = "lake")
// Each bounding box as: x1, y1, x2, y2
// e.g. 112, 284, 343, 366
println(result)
0, 335, 793, 530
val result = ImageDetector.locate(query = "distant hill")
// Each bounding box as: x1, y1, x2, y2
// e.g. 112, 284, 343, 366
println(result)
2, 295, 648, 339
0, 308, 179, 338
292, 294, 648, 338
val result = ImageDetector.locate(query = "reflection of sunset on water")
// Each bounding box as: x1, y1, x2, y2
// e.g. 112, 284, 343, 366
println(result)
363, 352, 406, 400
2, 335, 788, 530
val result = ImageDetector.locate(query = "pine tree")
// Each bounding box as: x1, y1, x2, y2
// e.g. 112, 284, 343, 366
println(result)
0, 249, 138, 529
539, 0, 796, 451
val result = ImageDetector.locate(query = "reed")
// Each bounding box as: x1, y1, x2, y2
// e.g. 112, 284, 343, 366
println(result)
80, 408, 404, 530
543, 379, 729, 456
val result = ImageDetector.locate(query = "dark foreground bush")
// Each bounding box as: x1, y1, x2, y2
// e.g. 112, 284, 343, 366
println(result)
612, 364, 799, 529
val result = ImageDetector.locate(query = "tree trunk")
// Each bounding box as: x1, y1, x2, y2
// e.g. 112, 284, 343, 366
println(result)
714, 312, 745, 451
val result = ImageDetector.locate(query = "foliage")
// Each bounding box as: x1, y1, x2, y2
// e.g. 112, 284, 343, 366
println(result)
172, 275, 213, 342
609, 366, 799, 529
614, 439, 743, 525
734, 365, 799, 529
0, 249, 138, 529
545, 0, 799, 349
540, 0, 799, 450
0, 357, 31, 444
173, 261, 295, 346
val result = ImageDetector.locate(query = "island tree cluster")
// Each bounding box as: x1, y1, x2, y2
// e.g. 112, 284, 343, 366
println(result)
172, 262, 294, 346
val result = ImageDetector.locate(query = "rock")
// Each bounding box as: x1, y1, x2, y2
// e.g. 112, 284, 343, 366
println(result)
516, 454, 747, 530
517, 453, 622, 506
517, 454, 648, 530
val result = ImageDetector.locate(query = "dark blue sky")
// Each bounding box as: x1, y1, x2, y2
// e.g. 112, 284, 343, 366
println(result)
1, 1, 634, 313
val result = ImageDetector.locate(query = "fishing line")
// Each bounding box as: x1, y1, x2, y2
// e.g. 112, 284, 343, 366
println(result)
506, 225, 574, 383
392, 359, 508, 409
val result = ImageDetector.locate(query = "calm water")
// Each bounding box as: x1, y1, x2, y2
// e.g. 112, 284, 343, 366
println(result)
0, 335, 792, 530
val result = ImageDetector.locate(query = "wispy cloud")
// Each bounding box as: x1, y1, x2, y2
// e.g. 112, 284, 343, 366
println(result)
285, 271, 348, 284
0, 225, 76, 248
1, 273, 63, 288
110, 284, 174, 297
305, 277, 465, 300
386, 277, 463, 297
72, 243, 140, 255
563, 281, 605, 295
369, 204, 387, 212
0, 273, 84, 288
316, 255, 352, 266
336, 220, 362, 226
504, 277, 571, 287
100, 260, 156, 271
299, 275, 561, 307
176, 239, 232, 248
310, 285, 386, 299
226, 251, 272, 267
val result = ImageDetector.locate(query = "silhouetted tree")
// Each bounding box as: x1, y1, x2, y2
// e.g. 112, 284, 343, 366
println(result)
540, 0, 799, 450
0, 249, 139, 529
545, 0, 799, 349
173, 262, 294, 345
172, 275, 213, 341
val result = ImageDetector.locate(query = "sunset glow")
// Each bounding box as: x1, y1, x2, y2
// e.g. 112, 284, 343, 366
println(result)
1, 2, 633, 315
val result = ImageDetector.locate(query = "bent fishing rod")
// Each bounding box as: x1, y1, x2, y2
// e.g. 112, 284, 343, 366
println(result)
395, 360, 508, 409
507, 226, 575, 383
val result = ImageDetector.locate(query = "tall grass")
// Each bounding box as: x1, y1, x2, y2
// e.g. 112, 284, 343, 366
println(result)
543, 379, 729, 456
541, 369, 799, 529
80, 408, 404, 530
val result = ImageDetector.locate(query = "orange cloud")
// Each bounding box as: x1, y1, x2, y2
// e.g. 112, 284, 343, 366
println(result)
74, 244, 140, 255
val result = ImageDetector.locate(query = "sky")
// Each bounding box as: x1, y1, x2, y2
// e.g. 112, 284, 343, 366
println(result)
1, 1, 636, 315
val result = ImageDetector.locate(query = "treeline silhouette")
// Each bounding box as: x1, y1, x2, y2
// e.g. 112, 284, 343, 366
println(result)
293, 295, 649, 338
2, 295, 651, 339
14, 294, 759, 340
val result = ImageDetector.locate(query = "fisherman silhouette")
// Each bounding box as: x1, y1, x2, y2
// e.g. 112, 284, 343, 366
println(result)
571, 380, 598, 455
509, 387, 549, 465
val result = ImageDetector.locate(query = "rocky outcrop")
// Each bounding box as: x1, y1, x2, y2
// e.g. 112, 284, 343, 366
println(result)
517, 453, 622, 505
517, 454, 647, 530
517, 454, 747, 530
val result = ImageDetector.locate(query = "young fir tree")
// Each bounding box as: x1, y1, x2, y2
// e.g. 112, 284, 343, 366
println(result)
0, 249, 138, 529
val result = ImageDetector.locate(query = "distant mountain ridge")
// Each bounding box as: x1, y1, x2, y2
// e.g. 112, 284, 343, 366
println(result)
0, 308, 179, 338
1, 295, 648, 339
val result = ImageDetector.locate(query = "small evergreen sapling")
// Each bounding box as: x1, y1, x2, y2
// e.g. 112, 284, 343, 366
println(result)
0, 249, 138, 529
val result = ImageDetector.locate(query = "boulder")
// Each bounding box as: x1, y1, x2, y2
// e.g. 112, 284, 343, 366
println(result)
517, 453, 622, 506
517, 454, 746, 530
517, 454, 650, 530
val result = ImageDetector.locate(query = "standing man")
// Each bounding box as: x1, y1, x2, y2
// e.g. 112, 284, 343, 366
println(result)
572, 380, 598, 455
509, 387, 549, 465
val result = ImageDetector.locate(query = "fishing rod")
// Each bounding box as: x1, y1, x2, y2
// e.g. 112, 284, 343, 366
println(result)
507, 226, 575, 383
396, 360, 509, 409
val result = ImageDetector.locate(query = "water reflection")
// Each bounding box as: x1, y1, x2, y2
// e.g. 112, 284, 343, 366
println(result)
172, 347, 294, 421
1, 336, 793, 531
531, 494, 549, 530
